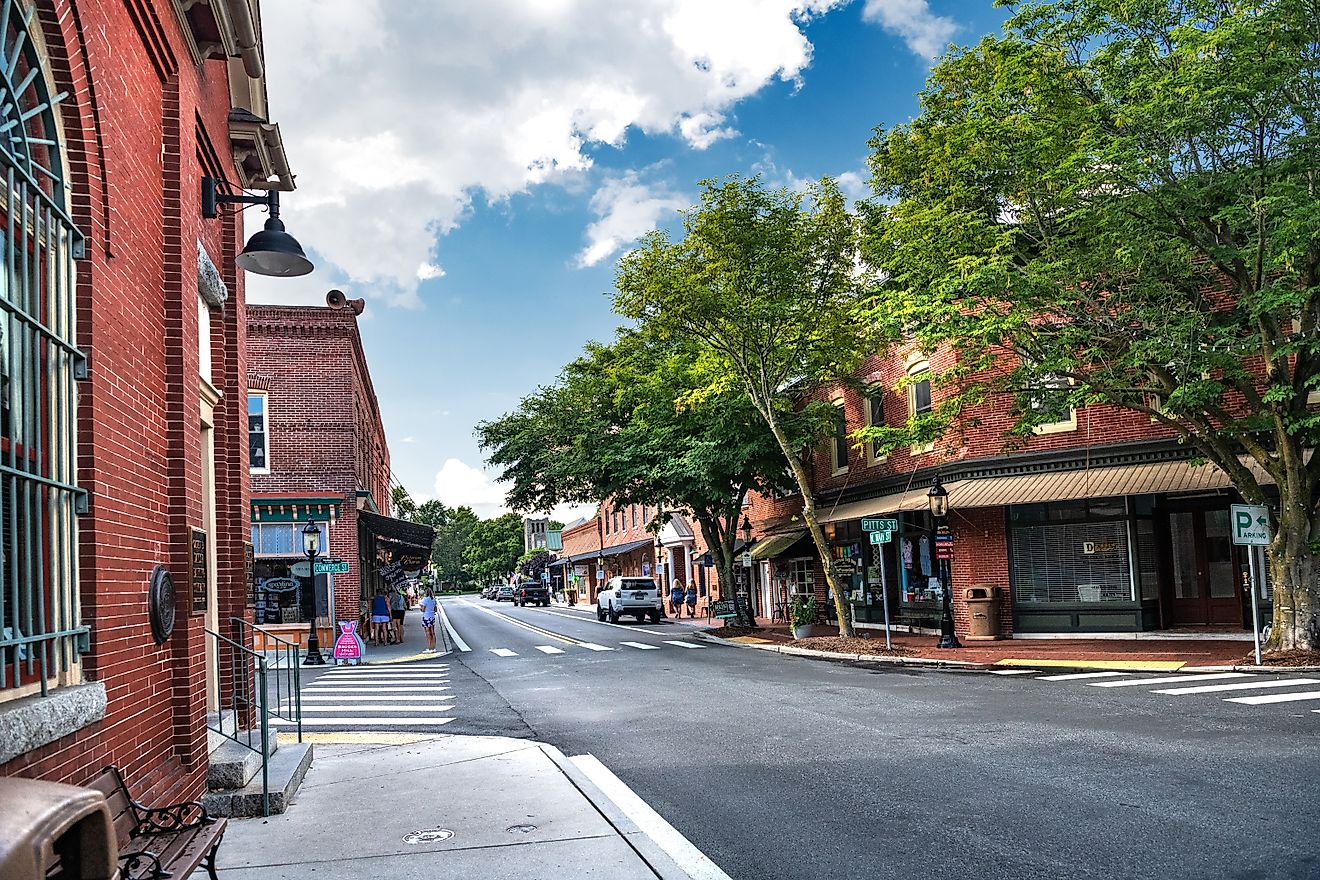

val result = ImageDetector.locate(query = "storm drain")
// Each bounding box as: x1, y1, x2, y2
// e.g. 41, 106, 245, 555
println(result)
506, 824, 537, 834
403, 828, 455, 844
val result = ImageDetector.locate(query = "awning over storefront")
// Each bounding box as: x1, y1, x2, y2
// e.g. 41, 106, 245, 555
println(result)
358, 509, 435, 570
819, 459, 1271, 524
252, 494, 344, 522
750, 530, 808, 560
602, 538, 653, 558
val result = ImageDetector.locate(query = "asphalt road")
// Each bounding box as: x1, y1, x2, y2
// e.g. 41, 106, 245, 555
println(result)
377, 597, 1320, 880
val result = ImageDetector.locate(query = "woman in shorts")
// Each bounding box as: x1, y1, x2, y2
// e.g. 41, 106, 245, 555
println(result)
370, 589, 391, 645
420, 588, 438, 653
390, 588, 406, 643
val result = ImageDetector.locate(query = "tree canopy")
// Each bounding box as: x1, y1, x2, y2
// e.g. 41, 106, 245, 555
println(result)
862, 0, 1320, 650
462, 512, 525, 584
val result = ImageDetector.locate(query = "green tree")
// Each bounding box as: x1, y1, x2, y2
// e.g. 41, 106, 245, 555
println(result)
862, 0, 1320, 651
391, 483, 418, 521
615, 175, 877, 636
518, 548, 554, 581
462, 512, 525, 584
478, 326, 803, 626
433, 505, 479, 586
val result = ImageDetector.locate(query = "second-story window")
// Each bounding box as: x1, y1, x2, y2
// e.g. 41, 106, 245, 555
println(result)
1031, 373, 1077, 434
248, 392, 269, 471
907, 360, 934, 454
830, 399, 848, 474
865, 394, 887, 466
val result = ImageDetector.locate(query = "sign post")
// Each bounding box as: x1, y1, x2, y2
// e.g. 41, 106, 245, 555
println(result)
1230, 503, 1271, 666
862, 519, 898, 649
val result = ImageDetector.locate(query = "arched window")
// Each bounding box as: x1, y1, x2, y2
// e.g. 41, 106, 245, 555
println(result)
0, 1, 87, 700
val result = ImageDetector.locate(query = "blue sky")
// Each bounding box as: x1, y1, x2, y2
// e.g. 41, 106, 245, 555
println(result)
249, 1, 1006, 519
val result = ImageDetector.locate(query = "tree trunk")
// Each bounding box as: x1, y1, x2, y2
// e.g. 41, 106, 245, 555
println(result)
759, 406, 855, 638
1265, 495, 1320, 652
695, 514, 755, 628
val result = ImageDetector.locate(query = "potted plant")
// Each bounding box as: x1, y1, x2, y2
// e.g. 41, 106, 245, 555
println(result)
791, 595, 816, 640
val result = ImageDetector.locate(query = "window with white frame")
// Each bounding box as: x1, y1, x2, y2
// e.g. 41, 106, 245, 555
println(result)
1030, 373, 1077, 434
865, 393, 887, 466
248, 392, 269, 471
907, 360, 934, 454
0, 3, 87, 700
830, 398, 848, 474
251, 522, 328, 557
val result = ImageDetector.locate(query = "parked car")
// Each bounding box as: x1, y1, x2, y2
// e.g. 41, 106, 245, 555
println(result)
516, 581, 550, 607
495, 584, 516, 602
596, 576, 663, 623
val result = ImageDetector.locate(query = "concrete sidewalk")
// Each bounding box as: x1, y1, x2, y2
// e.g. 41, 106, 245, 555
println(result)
217, 735, 722, 880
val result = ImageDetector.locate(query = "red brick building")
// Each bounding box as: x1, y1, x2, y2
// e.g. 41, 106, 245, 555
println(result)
247, 300, 427, 647
0, 0, 303, 805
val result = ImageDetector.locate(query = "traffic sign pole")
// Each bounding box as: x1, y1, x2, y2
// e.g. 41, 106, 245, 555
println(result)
1247, 546, 1263, 666
877, 542, 892, 650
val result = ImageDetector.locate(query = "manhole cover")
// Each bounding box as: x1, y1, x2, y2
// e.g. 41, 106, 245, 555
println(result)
402, 828, 454, 844
506, 824, 537, 834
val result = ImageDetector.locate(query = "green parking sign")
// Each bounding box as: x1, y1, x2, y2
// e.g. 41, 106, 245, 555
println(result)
1230, 504, 1270, 546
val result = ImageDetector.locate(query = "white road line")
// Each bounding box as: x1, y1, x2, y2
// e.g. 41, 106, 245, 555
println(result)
438, 602, 471, 652
319, 673, 451, 679
570, 754, 732, 880
1088, 673, 1251, 688
1226, 690, 1320, 705
578, 643, 614, 652
307, 678, 449, 685
534, 645, 565, 654
531, 607, 671, 636
620, 642, 661, 650
1037, 671, 1128, 681
989, 669, 1039, 675
663, 640, 704, 649
289, 693, 450, 702
276, 717, 454, 727
284, 704, 454, 712
1153, 678, 1320, 696
303, 686, 451, 693
490, 648, 518, 657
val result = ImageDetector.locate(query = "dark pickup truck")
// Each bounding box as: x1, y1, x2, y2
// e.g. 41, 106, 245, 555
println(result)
516, 581, 551, 607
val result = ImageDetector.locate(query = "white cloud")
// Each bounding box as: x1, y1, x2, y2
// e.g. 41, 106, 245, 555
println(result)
861, 0, 957, 59
433, 458, 510, 519
576, 171, 689, 268
248, 0, 855, 308
400, 436, 416, 443
836, 169, 869, 204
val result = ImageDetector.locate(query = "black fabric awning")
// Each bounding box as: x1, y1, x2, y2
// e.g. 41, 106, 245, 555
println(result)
601, 538, 652, 558
359, 510, 435, 568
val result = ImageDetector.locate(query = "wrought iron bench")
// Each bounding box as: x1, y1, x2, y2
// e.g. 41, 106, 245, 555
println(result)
88, 765, 226, 880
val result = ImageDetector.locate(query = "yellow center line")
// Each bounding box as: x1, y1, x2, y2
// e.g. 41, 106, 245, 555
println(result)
465, 600, 584, 646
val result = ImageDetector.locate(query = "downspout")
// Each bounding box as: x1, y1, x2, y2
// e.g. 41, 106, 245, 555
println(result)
225, 0, 263, 79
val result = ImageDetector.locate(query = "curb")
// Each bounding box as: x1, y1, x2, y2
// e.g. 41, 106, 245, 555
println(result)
538, 743, 703, 880
691, 631, 1318, 675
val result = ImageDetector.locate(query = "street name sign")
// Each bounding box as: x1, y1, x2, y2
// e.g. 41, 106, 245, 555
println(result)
869, 530, 893, 545
1230, 504, 1271, 546
315, 560, 350, 575
862, 518, 898, 533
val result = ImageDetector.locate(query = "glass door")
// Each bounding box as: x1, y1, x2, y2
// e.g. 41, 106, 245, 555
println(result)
1165, 507, 1245, 627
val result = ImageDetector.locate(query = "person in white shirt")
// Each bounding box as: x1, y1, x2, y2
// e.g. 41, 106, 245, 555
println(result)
419, 589, 438, 653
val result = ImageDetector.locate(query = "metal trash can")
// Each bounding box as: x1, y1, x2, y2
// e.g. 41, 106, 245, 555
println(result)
964, 585, 1003, 641
0, 777, 117, 879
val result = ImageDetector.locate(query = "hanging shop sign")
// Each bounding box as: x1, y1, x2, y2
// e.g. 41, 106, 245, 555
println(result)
831, 559, 858, 576
190, 529, 208, 613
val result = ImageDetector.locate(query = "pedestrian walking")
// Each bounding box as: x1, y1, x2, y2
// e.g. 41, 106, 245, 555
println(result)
669, 581, 684, 617
391, 587, 407, 643
420, 588, 438, 653
370, 589, 391, 646
685, 584, 697, 618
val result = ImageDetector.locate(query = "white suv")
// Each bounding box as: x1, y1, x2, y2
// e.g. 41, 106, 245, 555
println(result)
596, 576, 663, 624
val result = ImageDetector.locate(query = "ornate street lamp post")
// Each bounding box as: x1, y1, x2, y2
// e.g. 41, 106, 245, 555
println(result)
928, 476, 961, 649
302, 519, 326, 665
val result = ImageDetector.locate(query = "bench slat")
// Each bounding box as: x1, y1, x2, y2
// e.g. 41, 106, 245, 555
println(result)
92, 766, 226, 880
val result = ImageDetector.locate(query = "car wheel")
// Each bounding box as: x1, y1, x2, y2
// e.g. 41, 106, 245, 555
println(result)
608, 606, 620, 624
597, 605, 606, 621
649, 611, 661, 624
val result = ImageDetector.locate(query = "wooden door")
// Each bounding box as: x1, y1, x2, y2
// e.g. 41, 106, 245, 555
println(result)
1167, 508, 1244, 627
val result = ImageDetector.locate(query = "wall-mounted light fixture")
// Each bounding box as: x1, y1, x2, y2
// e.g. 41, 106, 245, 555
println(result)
201, 176, 314, 277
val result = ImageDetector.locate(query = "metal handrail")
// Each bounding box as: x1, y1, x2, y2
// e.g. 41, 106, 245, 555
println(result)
204, 627, 272, 816
231, 617, 302, 741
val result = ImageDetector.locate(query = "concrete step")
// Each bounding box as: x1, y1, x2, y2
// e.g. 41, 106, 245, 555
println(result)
207, 732, 279, 791
205, 710, 238, 754
202, 740, 314, 818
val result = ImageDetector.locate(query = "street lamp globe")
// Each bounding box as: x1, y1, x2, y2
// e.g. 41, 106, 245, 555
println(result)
302, 520, 321, 556
741, 515, 753, 546
928, 475, 949, 519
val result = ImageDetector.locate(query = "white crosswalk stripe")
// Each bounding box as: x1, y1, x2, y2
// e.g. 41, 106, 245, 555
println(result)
620, 642, 661, 650
662, 640, 704, 649
534, 645, 565, 654
289, 661, 457, 732
1088, 673, 1250, 688
490, 648, 518, 657
1226, 690, 1320, 705
578, 643, 614, 651
1152, 678, 1320, 696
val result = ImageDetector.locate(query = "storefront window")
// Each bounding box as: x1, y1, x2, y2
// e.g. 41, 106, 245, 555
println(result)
1010, 499, 1136, 603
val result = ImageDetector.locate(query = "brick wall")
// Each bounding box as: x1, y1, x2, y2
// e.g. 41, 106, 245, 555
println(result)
247, 304, 392, 622
0, 0, 257, 804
